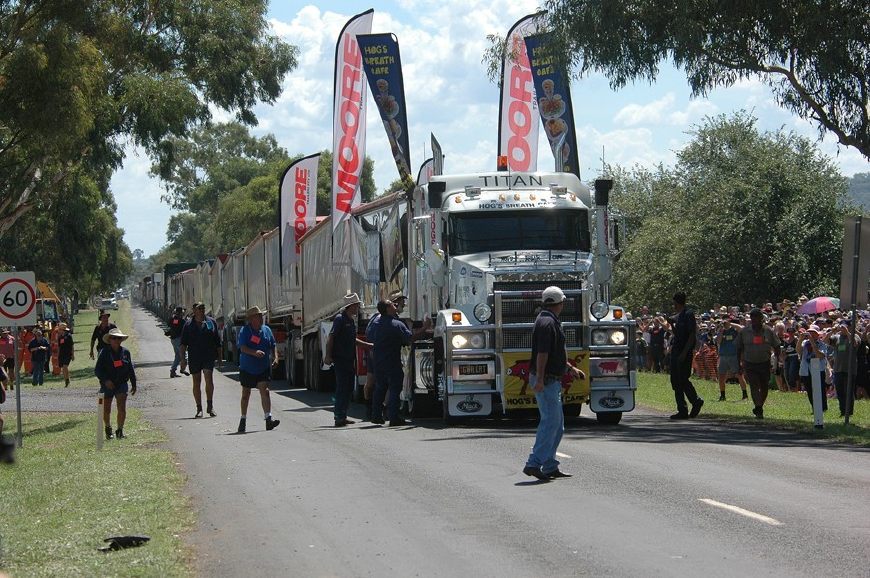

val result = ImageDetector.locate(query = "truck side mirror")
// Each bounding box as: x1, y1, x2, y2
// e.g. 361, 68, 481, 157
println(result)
609, 212, 627, 256
428, 181, 446, 209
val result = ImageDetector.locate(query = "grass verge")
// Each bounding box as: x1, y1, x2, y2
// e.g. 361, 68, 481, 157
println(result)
636, 371, 870, 446
0, 410, 192, 577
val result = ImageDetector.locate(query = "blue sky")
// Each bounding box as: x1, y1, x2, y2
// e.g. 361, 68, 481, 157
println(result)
112, 1, 869, 256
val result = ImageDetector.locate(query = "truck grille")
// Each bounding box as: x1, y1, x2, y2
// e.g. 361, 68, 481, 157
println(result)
502, 327, 582, 350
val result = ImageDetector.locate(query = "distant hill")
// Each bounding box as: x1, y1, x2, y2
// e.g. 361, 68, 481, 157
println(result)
849, 173, 870, 209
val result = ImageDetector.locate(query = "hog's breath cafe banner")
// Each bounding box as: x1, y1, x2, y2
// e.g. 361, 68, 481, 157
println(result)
357, 33, 412, 183
502, 350, 590, 409
523, 33, 580, 177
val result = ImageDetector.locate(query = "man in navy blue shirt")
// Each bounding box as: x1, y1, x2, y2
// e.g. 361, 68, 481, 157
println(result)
180, 302, 221, 418
324, 293, 372, 427
236, 306, 279, 433
669, 292, 703, 420
370, 299, 430, 426
28, 329, 50, 386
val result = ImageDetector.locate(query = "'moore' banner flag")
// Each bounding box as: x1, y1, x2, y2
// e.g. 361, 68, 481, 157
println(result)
357, 33, 412, 183
279, 153, 320, 275
497, 12, 544, 172
332, 8, 374, 242
417, 158, 434, 186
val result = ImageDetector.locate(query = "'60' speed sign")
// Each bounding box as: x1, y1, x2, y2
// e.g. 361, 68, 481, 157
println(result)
0, 271, 37, 325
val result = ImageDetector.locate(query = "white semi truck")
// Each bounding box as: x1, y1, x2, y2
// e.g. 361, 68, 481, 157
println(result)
294, 170, 636, 424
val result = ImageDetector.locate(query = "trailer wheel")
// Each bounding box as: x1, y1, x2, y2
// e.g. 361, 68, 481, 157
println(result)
595, 411, 622, 425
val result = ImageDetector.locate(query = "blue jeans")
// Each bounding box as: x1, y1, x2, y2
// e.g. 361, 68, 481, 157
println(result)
372, 368, 403, 421
171, 337, 183, 372
525, 379, 564, 474
333, 363, 356, 421
783, 356, 799, 389
32, 360, 45, 385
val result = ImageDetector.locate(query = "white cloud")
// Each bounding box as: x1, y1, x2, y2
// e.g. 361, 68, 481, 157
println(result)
613, 93, 676, 126
668, 99, 718, 126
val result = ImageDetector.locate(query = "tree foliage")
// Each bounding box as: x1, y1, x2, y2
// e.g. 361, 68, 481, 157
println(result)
611, 112, 853, 311
0, 170, 132, 295
0, 0, 298, 237
486, 1, 869, 158
150, 123, 378, 263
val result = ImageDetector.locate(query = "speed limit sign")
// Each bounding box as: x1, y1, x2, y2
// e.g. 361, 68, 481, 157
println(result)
0, 271, 37, 325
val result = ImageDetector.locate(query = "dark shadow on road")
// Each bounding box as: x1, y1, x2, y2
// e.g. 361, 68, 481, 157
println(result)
514, 480, 551, 486
273, 386, 870, 452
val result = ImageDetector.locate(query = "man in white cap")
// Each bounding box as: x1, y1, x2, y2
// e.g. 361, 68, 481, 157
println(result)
523, 286, 585, 481
324, 293, 372, 427
236, 306, 280, 433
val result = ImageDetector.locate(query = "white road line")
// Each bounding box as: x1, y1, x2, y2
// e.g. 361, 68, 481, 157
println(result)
699, 498, 783, 526
555, 452, 572, 459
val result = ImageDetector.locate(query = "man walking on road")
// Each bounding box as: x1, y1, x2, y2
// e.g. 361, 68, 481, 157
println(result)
523, 286, 585, 481
180, 302, 221, 418
737, 308, 780, 419
236, 306, 280, 433
166, 306, 187, 378
669, 292, 704, 420
89, 312, 117, 360
323, 293, 371, 427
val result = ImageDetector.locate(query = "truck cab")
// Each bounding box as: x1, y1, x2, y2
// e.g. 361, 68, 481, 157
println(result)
407, 171, 635, 424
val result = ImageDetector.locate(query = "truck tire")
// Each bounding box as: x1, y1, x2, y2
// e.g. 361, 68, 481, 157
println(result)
595, 411, 622, 425
563, 404, 582, 418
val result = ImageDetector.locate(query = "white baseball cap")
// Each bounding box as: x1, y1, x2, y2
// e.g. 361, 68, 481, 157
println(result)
541, 286, 566, 305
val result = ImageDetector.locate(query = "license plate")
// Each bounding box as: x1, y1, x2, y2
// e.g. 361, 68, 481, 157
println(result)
458, 363, 488, 376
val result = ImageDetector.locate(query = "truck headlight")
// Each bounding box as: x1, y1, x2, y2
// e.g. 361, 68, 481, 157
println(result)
473, 303, 492, 322
592, 329, 626, 346
590, 301, 609, 320
451, 332, 486, 349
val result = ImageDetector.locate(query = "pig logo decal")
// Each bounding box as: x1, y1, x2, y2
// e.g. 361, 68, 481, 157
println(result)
508, 352, 588, 396
597, 360, 621, 374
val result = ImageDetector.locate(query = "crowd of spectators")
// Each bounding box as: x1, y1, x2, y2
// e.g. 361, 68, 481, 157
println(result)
633, 295, 868, 416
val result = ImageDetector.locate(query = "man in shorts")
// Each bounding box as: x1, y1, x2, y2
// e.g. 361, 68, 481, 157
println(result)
236, 306, 279, 433
180, 302, 221, 418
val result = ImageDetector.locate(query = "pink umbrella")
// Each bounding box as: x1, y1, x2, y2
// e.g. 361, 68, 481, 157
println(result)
797, 296, 840, 315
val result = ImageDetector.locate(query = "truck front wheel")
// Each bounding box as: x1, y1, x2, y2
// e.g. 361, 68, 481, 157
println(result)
595, 411, 622, 425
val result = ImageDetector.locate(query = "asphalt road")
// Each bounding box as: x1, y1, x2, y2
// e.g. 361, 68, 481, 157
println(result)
131, 307, 870, 578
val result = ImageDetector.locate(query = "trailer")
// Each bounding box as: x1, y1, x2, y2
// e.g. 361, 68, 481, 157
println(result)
262, 227, 301, 382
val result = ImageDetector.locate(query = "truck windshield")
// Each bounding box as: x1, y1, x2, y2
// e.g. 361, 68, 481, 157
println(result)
449, 209, 590, 255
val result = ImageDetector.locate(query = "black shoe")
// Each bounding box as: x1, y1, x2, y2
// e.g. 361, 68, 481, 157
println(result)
547, 469, 573, 479
207, 405, 217, 417
266, 417, 280, 431
670, 412, 690, 420
522, 466, 550, 481
194, 409, 203, 419
742, 390, 748, 400
334, 419, 351, 427
181, 370, 190, 376
237, 418, 246, 433
388, 418, 409, 427
65, 380, 70, 388
116, 429, 125, 439
370, 416, 385, 425
689, 398, 704, 418
170, 371, 177, 378
753, 406, 764, 419
718, 392, 726, 401
105, 426, 114, 440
